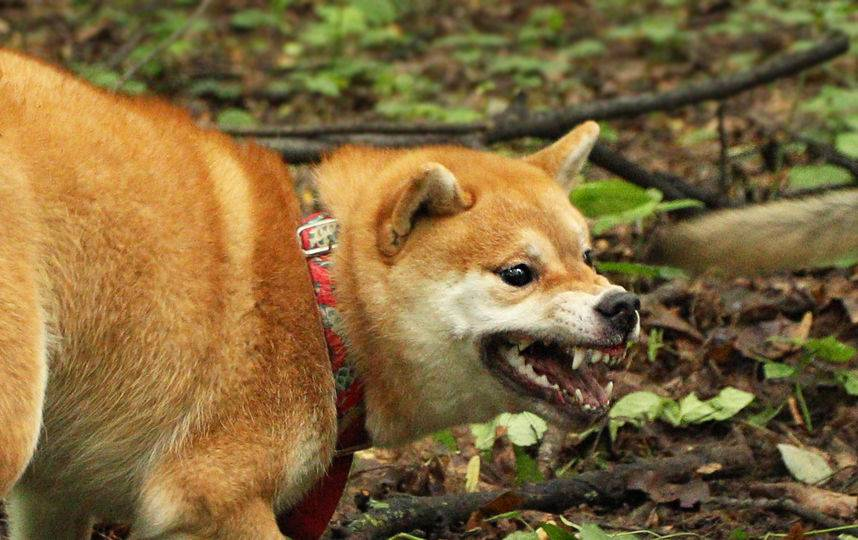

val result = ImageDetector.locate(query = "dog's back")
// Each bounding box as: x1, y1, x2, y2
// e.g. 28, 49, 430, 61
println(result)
0, 49, 336, 536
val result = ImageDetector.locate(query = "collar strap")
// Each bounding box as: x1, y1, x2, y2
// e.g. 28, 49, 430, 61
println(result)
297, 216, 339, 258
280, 212, 368, 540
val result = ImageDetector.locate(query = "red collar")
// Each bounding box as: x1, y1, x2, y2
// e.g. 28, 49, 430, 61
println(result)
278, 212, 369, 540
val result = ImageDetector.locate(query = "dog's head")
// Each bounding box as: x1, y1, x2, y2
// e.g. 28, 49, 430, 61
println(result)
317, 122, 640, 445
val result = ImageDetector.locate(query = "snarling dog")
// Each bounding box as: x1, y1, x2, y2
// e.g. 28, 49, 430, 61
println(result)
0, 48, 638, 539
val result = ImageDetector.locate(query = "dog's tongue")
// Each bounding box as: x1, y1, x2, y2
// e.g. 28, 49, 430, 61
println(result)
528, 353, 608, 407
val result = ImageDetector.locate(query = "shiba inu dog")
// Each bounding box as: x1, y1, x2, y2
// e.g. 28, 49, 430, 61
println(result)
0, 48, 639, 539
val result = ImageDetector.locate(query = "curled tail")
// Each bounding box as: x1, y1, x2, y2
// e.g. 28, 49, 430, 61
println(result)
650, 189, 858, 275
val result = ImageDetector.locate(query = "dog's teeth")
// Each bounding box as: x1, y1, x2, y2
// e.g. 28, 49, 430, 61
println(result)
534, 374, 551, 387
517, 338, 533, 351
572, 348, 585, 370
605, 381, 613, 399
504, 348, 525, 369
591, 352, 602, 363
575, 388, 583, 404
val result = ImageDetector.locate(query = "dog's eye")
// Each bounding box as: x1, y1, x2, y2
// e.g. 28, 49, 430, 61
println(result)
583, 249, 594, 267
498, 264, 534, 287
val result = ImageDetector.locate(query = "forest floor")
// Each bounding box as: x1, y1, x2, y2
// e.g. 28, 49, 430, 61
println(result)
1, 1, 856, 538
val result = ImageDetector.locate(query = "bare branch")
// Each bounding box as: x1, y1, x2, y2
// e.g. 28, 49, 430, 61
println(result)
335, 444, 754, 539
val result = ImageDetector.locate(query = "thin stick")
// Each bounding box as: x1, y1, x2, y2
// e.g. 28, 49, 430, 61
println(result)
114, 0, 213, 90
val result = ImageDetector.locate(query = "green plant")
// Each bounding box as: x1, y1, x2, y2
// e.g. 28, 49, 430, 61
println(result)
569, 179, 703, 235
608, 387, 754, 441
471, 412, 547, 484
760, 336, 857, 431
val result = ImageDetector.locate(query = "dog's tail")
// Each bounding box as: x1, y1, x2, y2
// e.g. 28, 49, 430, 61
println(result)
649, 189, 858, 275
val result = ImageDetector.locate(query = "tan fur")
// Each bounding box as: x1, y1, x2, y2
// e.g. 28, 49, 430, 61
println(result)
0, 49, 632, 538
651, 190, 858, 275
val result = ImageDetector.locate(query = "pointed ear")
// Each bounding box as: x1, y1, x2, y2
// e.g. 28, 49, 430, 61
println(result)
378, 163, 473, 256
524, 121, 599, 191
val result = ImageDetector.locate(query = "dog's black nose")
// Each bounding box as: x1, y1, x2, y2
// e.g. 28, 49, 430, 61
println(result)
595, 291, 640, 335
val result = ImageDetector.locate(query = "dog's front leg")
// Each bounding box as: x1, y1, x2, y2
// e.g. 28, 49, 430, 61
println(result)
0, 188, 48, 498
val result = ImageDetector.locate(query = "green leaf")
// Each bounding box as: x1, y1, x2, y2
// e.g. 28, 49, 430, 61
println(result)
777, 443, 833, 484
647, 328, 664, 363
608, 391, 669, 440
188, 79, 243, 100
803, 336, 856, 363
836, 132, 858, 159
705, 387, 755, 421
764, 361, 797, 379
746, 404, 784, 427
788, 164, 853, 190
216, 109, 257, 129
579, 523, 615, 540
471, 412, 547, 450
673, 393, 717, 425
502, 412, 548, 447
502, 532, 540, 540
569, 180, 660, 218
729, 529, 750, 540
514, 445, 544, 484
465, 455, 481, 492
471, 419, 499, 451
564, 39, 606, 58
837, 370, 858, 395
540, 523, 577, 540
353, 0, 397, 25
433, 429, 458, 451
230, 8, 280, 30
594, 261, 686, 280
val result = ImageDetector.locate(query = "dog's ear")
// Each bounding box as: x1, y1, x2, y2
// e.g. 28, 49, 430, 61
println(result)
378, 162, 472, 256
524, 121, 599, 191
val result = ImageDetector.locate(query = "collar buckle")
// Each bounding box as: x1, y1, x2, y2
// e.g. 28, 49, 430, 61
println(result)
297, 217, 339, 258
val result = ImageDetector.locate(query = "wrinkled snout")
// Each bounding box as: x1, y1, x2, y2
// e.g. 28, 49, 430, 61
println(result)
595, 291, 640, 338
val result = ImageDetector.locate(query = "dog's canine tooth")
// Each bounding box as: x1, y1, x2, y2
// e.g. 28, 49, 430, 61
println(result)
605, 381, 613, 399
574, 388, 583, 404
504, 347, 525, 369
572, 348, 585, 370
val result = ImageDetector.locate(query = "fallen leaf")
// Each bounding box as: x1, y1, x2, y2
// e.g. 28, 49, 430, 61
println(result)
777, 444, 833, 484
696, 462, 723, 475
465, 455, 481, 493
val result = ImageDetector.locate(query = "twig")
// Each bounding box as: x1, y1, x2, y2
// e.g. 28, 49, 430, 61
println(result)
748, 113, 858, 181
717, 102, 731, 193
334, 444, 754, 539
115, 0, 213, 89
588, 143, 726, 208
707, 496, 848, 529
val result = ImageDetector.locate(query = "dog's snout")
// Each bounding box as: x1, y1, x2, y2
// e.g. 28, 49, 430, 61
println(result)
595, 291, 640, 334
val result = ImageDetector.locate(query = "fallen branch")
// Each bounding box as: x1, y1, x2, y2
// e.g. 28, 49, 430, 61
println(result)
588, 143, 727, 208
707, 496, 852, 530
227, 31, 848, 145
233, 33, 847, 208
334, 444, 754, 539
485, 31, 848, 141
